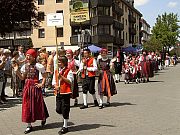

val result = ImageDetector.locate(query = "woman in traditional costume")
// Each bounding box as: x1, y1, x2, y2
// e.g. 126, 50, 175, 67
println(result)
12, 49, 49, 134
98, 49, 117, 109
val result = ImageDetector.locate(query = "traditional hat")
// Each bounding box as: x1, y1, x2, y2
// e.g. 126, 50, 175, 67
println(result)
66, 49, 73, 54
26, 49, 37, 58
100, 48, 108, 53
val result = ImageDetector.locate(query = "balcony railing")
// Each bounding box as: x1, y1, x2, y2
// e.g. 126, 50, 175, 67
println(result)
91, 16, 113, 25
92, 34, 114, 44
113, 20, 124, 30
112, 3, 123, 16
91, 0, 112, 7
114, 37, 124, 46
128, 15, 136, 23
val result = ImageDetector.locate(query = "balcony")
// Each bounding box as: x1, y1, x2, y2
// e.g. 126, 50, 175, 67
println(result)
92, 35, 114, 44
91, 16, 113, 25
13, 22, 31, 31
91, 0, 112, 8
128, 15, 136, 23
70, 35, 78, 45
113, 20, 124, 30
112, 3, 123, 16
70, 20, 91, 26
129, 27, 136, 35
114, 37, 124, 46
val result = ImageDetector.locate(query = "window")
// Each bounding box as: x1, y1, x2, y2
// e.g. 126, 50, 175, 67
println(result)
38, 0, 44, 5
56, 10, 63, 13
92, 8, 97, 17
98, 25, 110, 35
126, 19, 127, 25
98, 7, 110, 16
56, 0, 63, 3
38, 12, 45, 21
126, 32, 127, 40
57, 28, 63, 37
92, 25, 97, 35
38, 29, 45, 38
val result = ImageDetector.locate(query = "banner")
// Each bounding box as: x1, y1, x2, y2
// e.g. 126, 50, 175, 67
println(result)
70, 1, 89, 23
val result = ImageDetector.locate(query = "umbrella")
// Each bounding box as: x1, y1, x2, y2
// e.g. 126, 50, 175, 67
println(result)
122, 46, 137, 53
84, 45, 102, 53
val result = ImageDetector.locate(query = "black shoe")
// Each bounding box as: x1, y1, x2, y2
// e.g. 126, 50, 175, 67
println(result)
119, 79, 121, 82
147, 79, 150, 82
106, 102, 111, 107
74, 99, 78, 107
24, 126, 32, 134
99, 105, 104, 109
94, 100, 99, 106
58, 127, 68, 134
41, 119, 46, 127
80, 105, 88, 109
115, 80, 118, 83
1, 97, 8, 102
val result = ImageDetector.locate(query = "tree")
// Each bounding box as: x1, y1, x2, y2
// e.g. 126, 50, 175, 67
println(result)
0, 0, 38, 36
151, 12, 180, 51
143, 36, 163, 52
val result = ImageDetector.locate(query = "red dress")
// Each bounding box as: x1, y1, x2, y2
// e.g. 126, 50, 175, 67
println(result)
22, 64, 49, 123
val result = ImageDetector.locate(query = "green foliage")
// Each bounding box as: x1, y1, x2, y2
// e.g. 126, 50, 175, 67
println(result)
152, 12, 180, 49
0, 0, 38, 36
143, 36, 163, 52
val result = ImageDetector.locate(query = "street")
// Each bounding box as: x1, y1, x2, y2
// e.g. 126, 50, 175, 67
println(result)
0, 64, 180, 135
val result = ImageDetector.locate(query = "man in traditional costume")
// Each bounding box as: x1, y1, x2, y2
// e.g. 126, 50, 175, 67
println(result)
66, 49, 80, 106
97, 49, 117, 109
79, 49, 99, 109
53, 56, 74, 134
12, 49, 49, 134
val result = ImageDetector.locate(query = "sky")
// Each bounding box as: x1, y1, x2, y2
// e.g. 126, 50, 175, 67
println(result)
134, 0, 180, 29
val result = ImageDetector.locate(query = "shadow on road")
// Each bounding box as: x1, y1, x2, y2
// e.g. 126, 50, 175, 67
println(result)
109, 102, 136, 107
149, 80, 164, 83
0, 98, 22, 111
70, 123, 115, 132
32, 122, 75, 132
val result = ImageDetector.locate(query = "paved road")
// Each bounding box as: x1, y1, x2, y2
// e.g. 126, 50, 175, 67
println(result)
0, 64, 180, 135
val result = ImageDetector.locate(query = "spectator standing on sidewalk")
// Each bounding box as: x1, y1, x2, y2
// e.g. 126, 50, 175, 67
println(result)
18, 45, 26, 93
46, 50, 56, 90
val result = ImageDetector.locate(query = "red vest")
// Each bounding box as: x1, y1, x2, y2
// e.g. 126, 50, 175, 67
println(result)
81, 57, 96, 78
55, 68, 72, 95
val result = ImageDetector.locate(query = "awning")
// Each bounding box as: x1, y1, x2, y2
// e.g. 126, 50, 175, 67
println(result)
43, 45, 80, 52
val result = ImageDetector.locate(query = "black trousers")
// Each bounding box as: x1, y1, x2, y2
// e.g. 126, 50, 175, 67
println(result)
1, 76, 7, 97
56, 94, 71, 119
82, 76, 95, 95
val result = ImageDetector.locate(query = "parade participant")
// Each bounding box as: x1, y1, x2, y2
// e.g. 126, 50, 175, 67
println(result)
12, 49, 49, 134
114, 49, 123, 83
79, 49, 99, 109
140, 51, 149, 82
39, 47, 48, 62
46, 50, 56, 90
53, 56, 74, 134
123, 58, 131, 84
165, 53, 170, 67
97, 49, 117, 109
66, 49, 80, 106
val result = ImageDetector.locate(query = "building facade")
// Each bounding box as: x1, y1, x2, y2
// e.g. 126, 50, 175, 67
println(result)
140, 18, 151, 44
70, 0, 142, 55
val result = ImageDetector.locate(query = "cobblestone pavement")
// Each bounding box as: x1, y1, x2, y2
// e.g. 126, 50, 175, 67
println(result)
0, 64, 180, 135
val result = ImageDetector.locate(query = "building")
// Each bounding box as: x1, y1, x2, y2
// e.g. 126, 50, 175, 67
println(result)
31, 0, 79, 51
70, 0, 142, 55
0, 22, 32, 50
140, 18, 151, 44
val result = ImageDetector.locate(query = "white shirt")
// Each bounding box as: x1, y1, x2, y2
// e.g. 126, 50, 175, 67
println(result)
79, 58, 97, 75
52, 68, 74, 86
18, 52, 25, 67
21, 63, 46, 75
